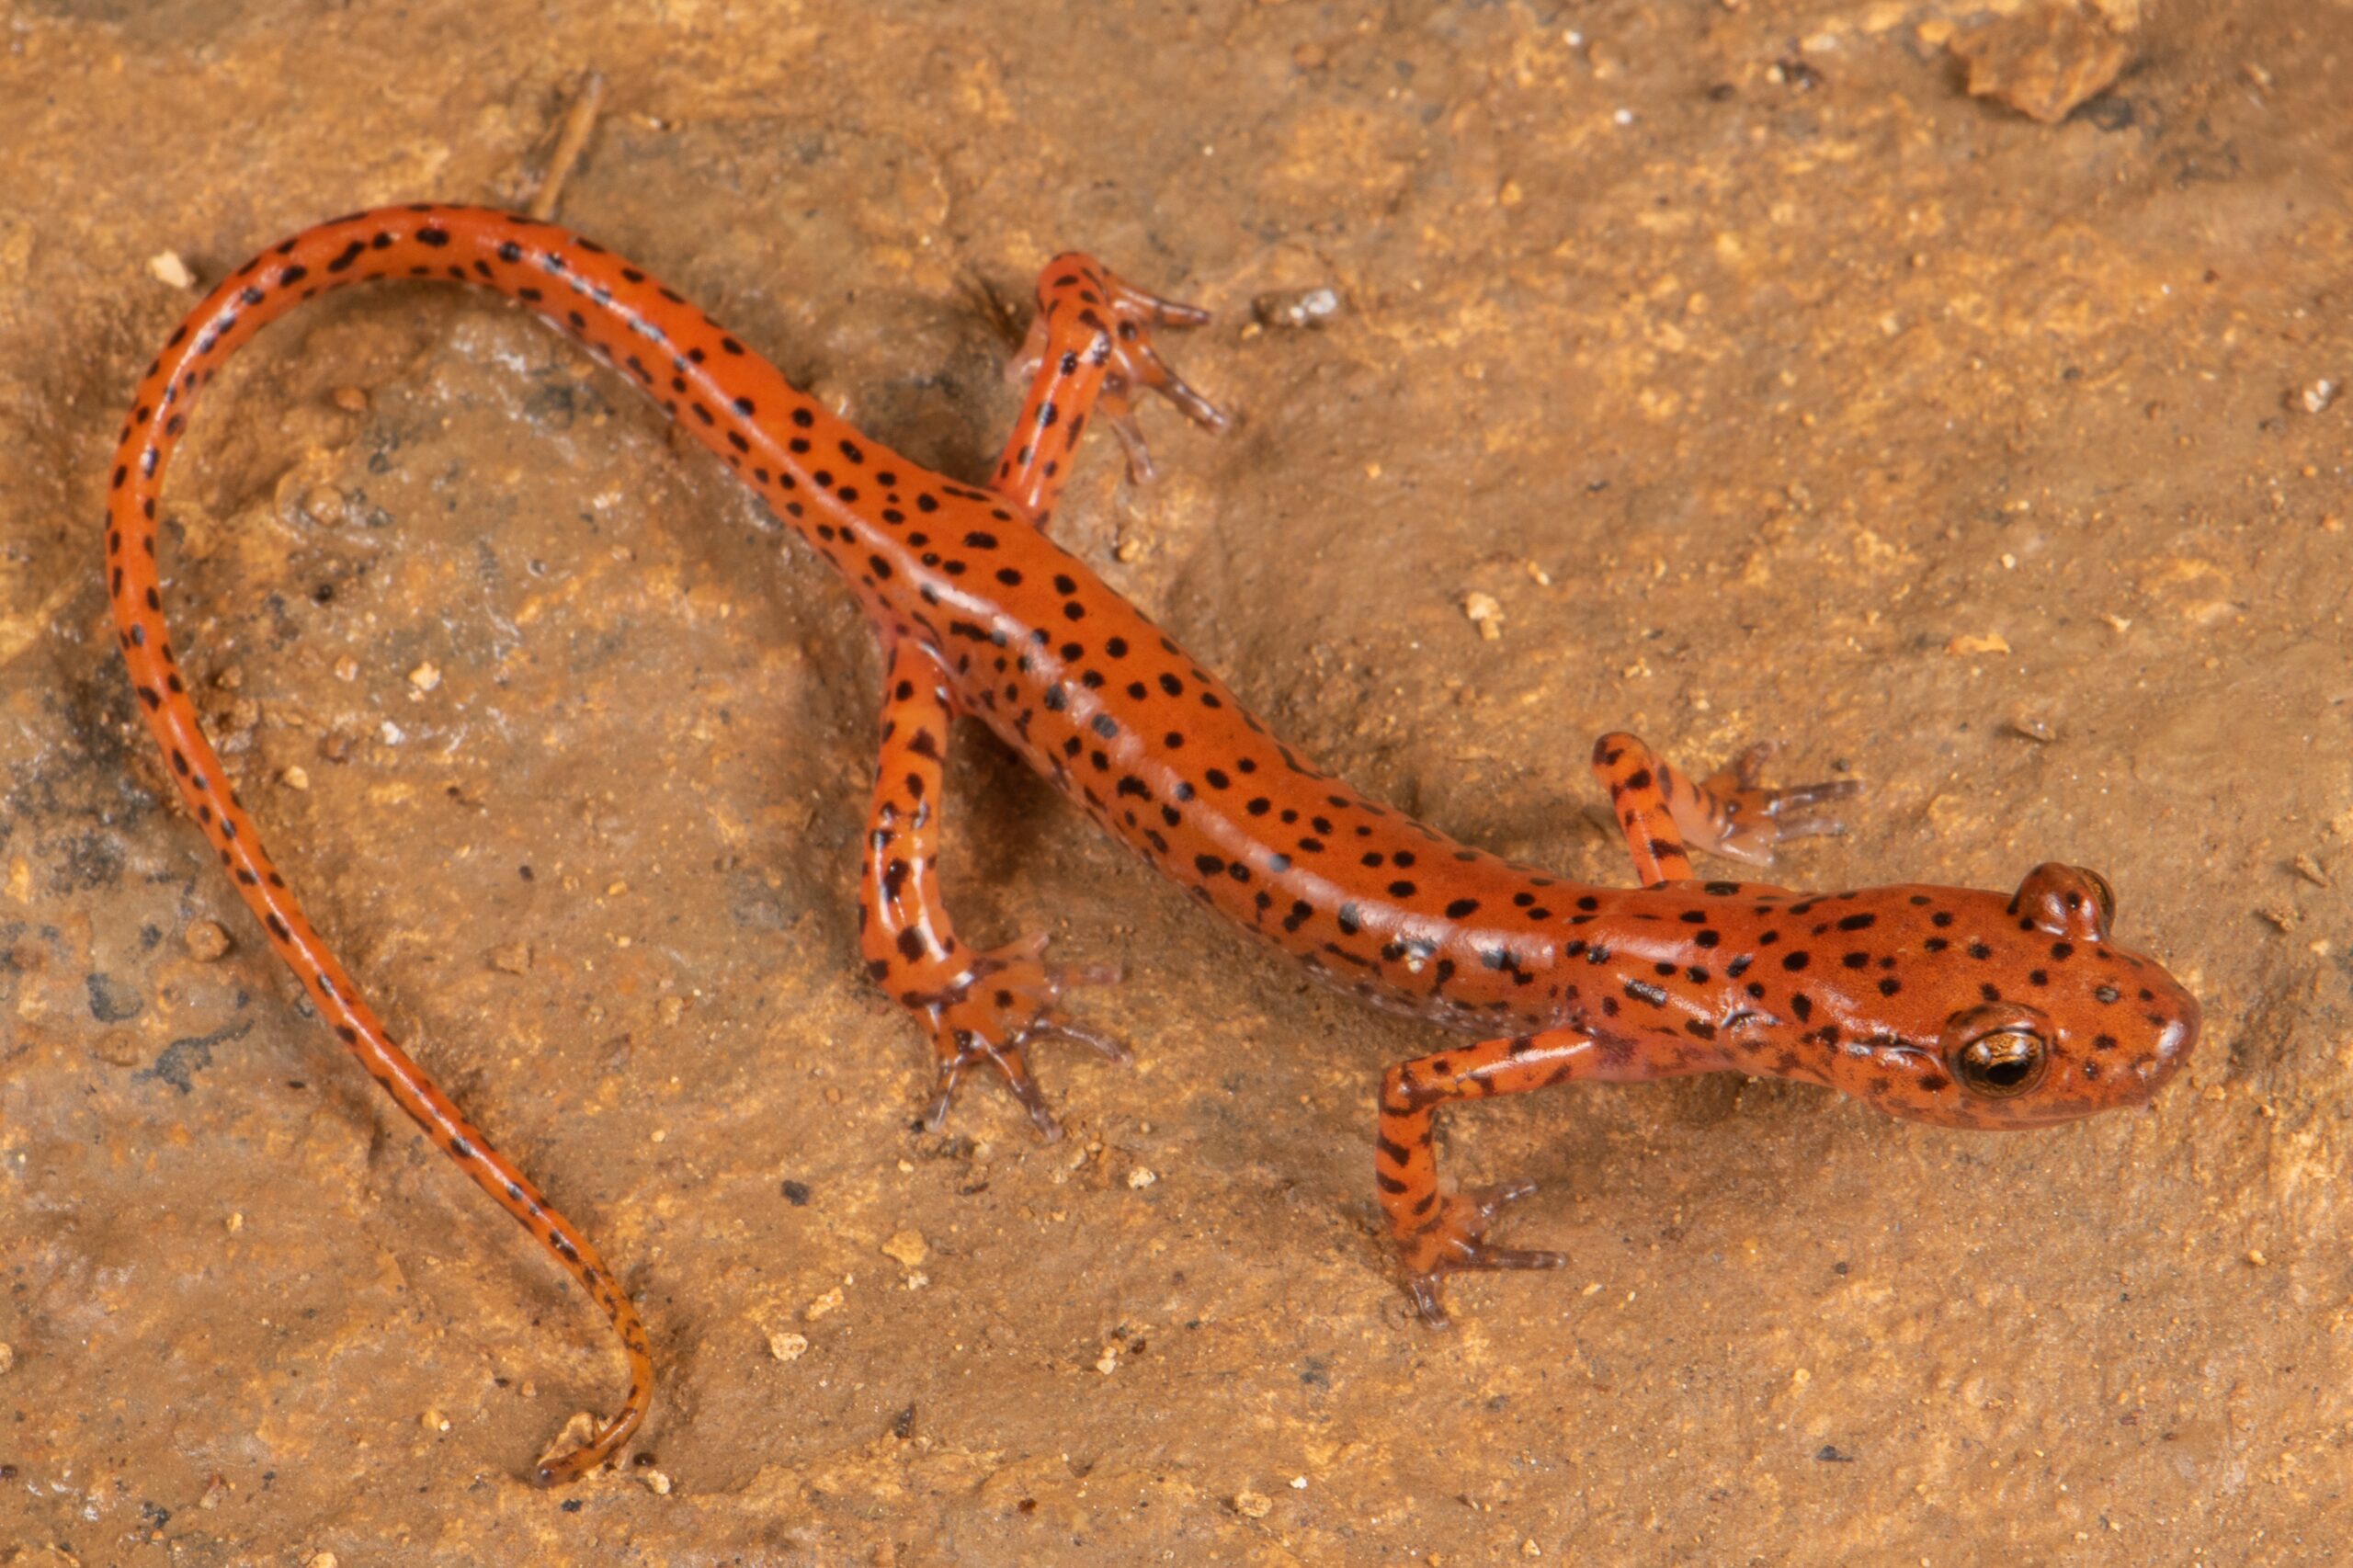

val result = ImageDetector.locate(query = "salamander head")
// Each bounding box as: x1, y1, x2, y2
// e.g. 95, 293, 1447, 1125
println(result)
1782, 864, 2199, 1131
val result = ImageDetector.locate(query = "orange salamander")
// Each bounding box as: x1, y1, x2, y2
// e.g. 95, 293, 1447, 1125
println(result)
103, 206, 2201, 1484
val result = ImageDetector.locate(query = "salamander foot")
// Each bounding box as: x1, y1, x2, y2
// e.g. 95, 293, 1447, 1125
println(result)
1398, 1181, 1568, 1329
1007, 264, 1231, 486
1694, 742, 1862, 866
917, 934, 1127, 1142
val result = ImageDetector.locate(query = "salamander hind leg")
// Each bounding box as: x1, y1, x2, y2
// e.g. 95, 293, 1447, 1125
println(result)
993, 255, 1231, 522
1590, 732, 1859, 879
861, 641, 1128, 1142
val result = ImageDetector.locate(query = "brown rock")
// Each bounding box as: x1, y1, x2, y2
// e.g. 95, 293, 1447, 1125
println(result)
183, 919, 232, 961
1949, 0, 2133, 124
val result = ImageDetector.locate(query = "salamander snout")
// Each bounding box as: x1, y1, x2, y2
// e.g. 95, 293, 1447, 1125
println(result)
1947, 862, 2201, 1124
2132, 979, 2200, 1096
2012, 860, 2200, 1107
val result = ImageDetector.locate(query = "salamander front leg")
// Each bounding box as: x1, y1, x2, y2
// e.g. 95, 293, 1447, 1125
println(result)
859, 640, 1128, 1141
1590, 732, 1860, 883
1380, 1026, 1722, 1324
992, 255, 1230, 525
1381, 1029, 1602, 1325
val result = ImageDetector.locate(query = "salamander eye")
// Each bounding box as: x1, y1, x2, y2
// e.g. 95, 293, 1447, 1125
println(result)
2011, 862, 2113, 941
1953, 1027, 2048, 1098
2082, 867, 2116, 931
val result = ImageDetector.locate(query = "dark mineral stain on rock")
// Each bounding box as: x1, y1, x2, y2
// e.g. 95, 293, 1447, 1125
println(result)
133, 1019, 253, 1093
85, 971, 144, 1022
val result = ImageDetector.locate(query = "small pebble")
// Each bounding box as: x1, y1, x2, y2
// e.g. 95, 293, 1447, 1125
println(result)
805, 1287, 845, 1321
198, 1473, 230, 1510
1463, 591, 1506, 641
421, 1408, 449, 1432
490, 943, 532, 974
331, 385, 369, 413
301, 486, 345, 526
1126, 1166, 1158, 1188
2301, 379, 2336, 415
1947, 631, 2009, 655
333, 655, 359, 682
93, 1031, 146, 1068
184, 920, 232, 961
306, 1554, 339, 1568
1251, 286, 1345, 330
1233, 1489, 1272, 1518
408, 662, 441, 692
2291, 852, 2330, 888
2005, 714, 2055, 744
641, 1468, 673, 1495
768, 1331, 810, 1361
281, 765, 310, 790
0, 1341, 14, 1375
881, 1230, 929, 1267
149, 251, 196, 290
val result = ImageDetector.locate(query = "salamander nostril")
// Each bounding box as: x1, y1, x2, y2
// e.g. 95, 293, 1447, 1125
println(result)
2131, 991, 2200, 1093
2159, 994, 2200, 1067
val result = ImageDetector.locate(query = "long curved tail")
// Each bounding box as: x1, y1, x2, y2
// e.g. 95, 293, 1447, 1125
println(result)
97, 205, 809, 1484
